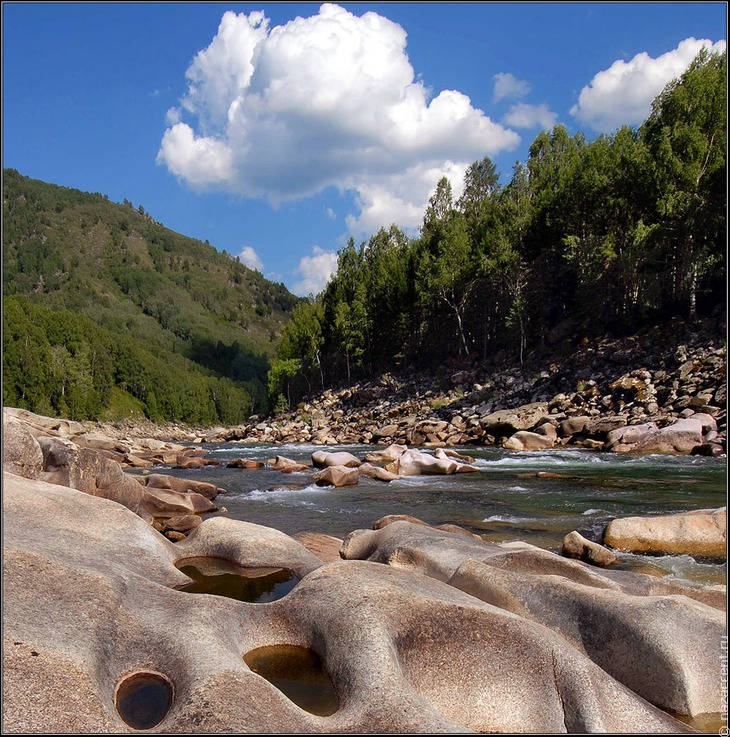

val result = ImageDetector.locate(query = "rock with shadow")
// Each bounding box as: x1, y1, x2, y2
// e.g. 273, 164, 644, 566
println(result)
3, 472, 719, 734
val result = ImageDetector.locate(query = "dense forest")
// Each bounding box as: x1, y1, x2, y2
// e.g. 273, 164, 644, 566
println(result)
3, 170, 300, 423
269, 49, 726, 410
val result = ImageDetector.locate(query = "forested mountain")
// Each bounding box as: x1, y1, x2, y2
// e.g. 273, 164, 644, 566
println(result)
3, 169, 300, 422
270, 49, 726, 410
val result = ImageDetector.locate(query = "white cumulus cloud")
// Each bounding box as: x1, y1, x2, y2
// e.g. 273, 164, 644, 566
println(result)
157, 3, 520, 235
345, 160, 470, 238
493, 72, 531, 101
570, 37, 726, 132
291, 246, 339, 296
237, 245, 264, 272
503, 103, 558, 130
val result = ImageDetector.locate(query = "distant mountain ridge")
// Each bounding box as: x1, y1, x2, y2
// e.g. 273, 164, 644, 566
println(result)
2, 168, 300, 423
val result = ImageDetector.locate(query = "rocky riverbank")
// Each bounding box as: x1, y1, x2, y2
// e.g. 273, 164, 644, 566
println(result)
206, 319, 727, 456
56, 319, 725, 459
3, 366, 727, 731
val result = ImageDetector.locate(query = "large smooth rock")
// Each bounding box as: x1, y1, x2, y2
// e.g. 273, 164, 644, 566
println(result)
70, 431, 130, 454
364, 444, 408, 463
311, 450, 361, 468
358, 463, 399, 482
269, 456, 309, 473
2, 474, 696, 734
226, 458, 266, 469
604, 422, 659, 452
313, 465, 360, 487
561, 530, 617, 567
140, 473, 225, 501
604, 507, 727, 558
292, 532, 344, 563
584, 416, 628, 440
174, 515, 323, 578
690, 412, 719, 434
385, 448, 458, 476
2, 406, 87, 438
479, 402, 549, 438
558, 416, 591, 439
502, 430, 555, 451
342, 520, 725, 717
448, 556, 724, 716
633, 418, 705, 454
3, 415, 44, 479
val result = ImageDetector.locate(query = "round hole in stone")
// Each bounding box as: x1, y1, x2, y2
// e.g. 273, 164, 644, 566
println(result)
175, 557, 299, 603
115, 671, 173, 730
244, 644, 339, 716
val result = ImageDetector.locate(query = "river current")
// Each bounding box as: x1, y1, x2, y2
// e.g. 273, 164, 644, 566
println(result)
143, 443, 727, 589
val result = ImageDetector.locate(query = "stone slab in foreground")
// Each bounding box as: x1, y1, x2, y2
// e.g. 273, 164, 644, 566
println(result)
3, 472, 721, 733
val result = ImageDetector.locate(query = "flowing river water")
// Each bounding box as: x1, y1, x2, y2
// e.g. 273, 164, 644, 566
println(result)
142, 442, 727, 589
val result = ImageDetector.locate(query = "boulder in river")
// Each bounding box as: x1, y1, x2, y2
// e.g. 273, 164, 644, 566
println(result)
269, 456, 310, 473
561, 530, 617, 567
385, 448, 458, 476
502, 430, 555, 451
311, 450, 362, 468
363, 444, 408, 463
604, 507, 727, 558
313, 465, 360, 488
227, 458, 266, 469
358, 463, 399, 482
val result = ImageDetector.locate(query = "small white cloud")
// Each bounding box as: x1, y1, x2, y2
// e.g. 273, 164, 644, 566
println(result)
291, 246, 338, 296
570, 37, 726, 132
503, 103, 558, 130
237, 245, 264, 272
165, 107, 181, 125
493, 72, 531, 102
326, 207, 336, 220
157, 122, 235, 188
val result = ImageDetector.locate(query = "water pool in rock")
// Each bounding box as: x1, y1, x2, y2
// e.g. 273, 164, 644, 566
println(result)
115, 671, 173, 730
176, 557, 299, 602
243, 644, 339, 716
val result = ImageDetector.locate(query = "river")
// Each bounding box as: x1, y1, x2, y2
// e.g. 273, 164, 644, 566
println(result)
141, 443, 727, 589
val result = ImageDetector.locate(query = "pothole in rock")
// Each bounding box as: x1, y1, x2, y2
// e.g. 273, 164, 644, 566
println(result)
115, 671, 173, 730
244, 644, 339, 716
175, 557, 299, 603
671, 711, 727, 734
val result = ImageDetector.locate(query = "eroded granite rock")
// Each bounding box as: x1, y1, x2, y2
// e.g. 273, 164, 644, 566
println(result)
2, 473, 707, 733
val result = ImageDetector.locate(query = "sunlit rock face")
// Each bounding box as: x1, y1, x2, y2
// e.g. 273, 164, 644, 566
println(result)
3, 471, 716, 734
604, 507, 727, 558
342, 521, 726, 718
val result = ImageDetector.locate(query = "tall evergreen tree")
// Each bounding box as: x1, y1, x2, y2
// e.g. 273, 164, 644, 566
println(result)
641, 48, 726, 317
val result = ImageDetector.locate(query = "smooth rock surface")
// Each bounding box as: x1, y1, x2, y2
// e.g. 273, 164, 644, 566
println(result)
312, 464, 360, 487
342, 521, 725, 717
561, 530, 618, 567
604, 507, 727, 558
3, 474, 697, 733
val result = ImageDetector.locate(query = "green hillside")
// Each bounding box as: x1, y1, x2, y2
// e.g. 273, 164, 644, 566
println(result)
3, 168, 300, 423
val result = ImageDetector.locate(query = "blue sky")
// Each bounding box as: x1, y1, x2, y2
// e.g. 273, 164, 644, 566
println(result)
3, 2, 726, 295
